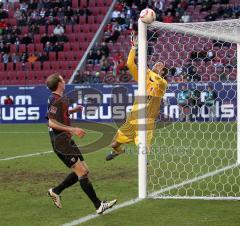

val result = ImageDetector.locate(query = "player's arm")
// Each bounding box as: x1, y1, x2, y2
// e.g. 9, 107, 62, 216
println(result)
68, 105, 83, 114
48, 101, 85, 138
177, 92, 183, 104
177, 92, 181, 103
127, 32, 138, 81
49, 118, 85, 138
205, 92, 210, 101
213, 91, 217, 99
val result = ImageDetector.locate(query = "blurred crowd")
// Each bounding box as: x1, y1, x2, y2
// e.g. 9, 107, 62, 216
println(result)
0, 0, 239, 84
74, 0, 239, 84
0, 0, 91, 67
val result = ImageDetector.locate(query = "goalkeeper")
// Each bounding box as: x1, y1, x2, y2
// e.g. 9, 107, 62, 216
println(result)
106, 32, 168, 161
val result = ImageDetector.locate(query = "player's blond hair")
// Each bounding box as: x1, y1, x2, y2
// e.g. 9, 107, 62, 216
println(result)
46, 73, 61, 91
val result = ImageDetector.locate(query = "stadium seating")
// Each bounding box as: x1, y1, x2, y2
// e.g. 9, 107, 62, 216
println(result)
0, 0, 238, 85
79, 0, 237, 84
0, 0, 111, 85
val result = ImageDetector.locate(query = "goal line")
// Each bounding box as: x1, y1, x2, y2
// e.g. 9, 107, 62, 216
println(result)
150, 163, 240, 200
62, 163, 239, 226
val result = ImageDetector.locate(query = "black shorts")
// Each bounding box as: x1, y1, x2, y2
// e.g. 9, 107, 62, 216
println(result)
49, 131, 84, 168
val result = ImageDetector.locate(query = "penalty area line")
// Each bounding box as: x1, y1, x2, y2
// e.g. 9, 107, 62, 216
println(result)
0, 131, 48, 134
0, 151, 53, 161
62, 163, 239, 226
0, 148, 102, 161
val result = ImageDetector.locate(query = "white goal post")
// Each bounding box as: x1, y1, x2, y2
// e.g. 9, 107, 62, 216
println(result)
138, 19, 148, 199
138, 18, 240, 200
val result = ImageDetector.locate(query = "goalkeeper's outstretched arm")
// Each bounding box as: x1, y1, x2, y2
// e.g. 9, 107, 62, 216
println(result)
127, 48, 138, 81
127, 32, 138, 81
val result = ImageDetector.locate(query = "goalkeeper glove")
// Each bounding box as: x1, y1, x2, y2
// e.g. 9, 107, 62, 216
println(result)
130, 31, 137, 49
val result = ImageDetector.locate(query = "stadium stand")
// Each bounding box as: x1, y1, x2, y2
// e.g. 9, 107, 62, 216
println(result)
78, 0, 239, 84
0, 0, 239, 85
0, 0, 111, 85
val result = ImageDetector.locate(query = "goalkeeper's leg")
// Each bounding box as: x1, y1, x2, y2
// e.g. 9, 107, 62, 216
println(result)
105, 140, 125, 161
106, 126, 135, 161
135, 130, 153, 153
105, 131, 130, 161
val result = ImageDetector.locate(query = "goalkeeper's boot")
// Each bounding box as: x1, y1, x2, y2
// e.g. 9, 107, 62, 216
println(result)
105, 151, 121, 161
96, 199, 117, 214
48, 188, 62, 208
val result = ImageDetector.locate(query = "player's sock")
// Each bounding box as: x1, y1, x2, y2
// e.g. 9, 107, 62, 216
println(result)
53, 172, 78, 195
79, 176, 101, 209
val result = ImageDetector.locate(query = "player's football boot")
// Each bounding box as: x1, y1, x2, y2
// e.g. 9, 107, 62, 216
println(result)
48, 188, 62, 208
96, 199, 117, 214
105, 151, 120, 161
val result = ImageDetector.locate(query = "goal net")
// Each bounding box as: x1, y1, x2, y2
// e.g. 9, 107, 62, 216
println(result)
140, 19, 240, 200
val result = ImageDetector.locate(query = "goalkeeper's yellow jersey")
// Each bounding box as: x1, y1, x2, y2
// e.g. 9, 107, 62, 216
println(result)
126, 48, 168, 128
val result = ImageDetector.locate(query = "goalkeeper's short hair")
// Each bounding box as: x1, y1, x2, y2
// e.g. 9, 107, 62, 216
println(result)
152, 62, 168, 79
162, 67, 168, 78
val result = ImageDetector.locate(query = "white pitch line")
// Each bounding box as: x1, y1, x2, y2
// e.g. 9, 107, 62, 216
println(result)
0, 131, 101, 134
0, 151, 53, 161
62, 198, 141, 226
0, 131, 48, 134
153, 196, 240, 201
62, 163, 239, 226
0, 147, 101, 161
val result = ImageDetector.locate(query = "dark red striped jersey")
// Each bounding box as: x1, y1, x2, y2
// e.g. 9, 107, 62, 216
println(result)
47, 93, 70, 133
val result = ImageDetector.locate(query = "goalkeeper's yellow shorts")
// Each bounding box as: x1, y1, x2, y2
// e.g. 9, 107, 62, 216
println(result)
113, 121, 154, 147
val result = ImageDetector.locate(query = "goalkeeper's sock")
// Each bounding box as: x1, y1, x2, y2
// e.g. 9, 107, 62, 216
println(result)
113, 146, 125, 154
53, 172, 78, 195
79, 176, 101, 209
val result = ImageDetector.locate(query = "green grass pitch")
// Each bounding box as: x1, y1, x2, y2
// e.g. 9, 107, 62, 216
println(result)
0, 123, 239, 226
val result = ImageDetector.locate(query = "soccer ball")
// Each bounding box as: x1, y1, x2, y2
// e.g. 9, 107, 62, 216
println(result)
140, 8, 156, 24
